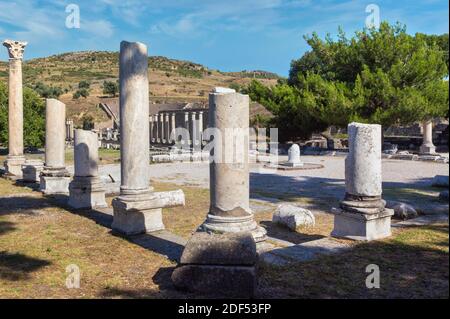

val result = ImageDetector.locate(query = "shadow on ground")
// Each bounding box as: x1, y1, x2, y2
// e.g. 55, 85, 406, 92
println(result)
258, 224, 449, 298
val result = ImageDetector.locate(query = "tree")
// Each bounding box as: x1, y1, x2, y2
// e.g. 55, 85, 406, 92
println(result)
73, 88, 89, 99
78, 80, 91, 89
249, 22, 448, 141
289, 23, 448, 127
0, 81, 45, 148
32, 82, 63, 99
81, 114, 95, 130
103, 80, 118, 97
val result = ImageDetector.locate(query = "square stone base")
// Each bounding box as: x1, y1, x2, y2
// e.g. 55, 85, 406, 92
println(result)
22, 162, 44, 182
331, 209, 394, 241
4, 156, 26, 177
420, 144, 436, 155
68, 182, 107, 209
172, 265, 256, 298
40, 176, 70, 195
112, 198, 164, 235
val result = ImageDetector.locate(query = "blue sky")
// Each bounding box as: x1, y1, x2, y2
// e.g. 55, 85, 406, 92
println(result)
0, 0, 448, 75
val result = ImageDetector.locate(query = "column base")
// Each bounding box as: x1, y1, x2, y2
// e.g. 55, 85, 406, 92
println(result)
112, 194, 165, 235
201, 213, 267, 243
68, 176, 107, 209
21, 160, 44, 182
40, 168, 70, 195
4, 155, 26, 177
331, 196, 394, 241
420, 144, 436, 155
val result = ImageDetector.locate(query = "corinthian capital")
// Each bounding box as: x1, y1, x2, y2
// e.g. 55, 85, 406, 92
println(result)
3, 39, 27, 59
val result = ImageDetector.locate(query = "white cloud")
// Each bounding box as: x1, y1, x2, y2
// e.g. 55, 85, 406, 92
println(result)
82, 19, 115, 38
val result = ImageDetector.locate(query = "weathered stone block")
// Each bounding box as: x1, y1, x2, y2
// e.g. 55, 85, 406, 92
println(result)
172, 231, 257, 298
40, 175, 70, 195
172, 265, 256, 298
68, 177, 107, 209
272, 204, 315, 231
331, 208, 394, 241
180, 232, 257, 265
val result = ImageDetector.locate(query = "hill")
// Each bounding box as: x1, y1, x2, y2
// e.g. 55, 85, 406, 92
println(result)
0, 51, 279, 125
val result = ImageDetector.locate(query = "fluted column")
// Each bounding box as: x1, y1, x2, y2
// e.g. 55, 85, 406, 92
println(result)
3, 39, 27, 177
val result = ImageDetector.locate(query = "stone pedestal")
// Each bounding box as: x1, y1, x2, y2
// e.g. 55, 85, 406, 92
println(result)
282, 144, 303, 167
112, 41, 185, 235
3, 40, 27, 177
40, 99, 70, 195
201, 88, 266, 242
21, 159, 44, 182
331, 122, 393, 241
420, 120, 436, 155
172, 232, 257, 298
69, 129, 106, 209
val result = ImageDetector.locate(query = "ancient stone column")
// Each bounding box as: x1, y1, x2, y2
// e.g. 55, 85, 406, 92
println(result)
183, 112, 190, 145
191, 111, 197, 147
112, 41, 185, 235
2, 39, 27, 177
40, 99, 70, 194
149, 115, 154, 143
420, 120, 436, 155
158, 113, 163, 144
201, 88, 266, 242
68, 129, 107, 209
165, 113, 170, 145
331, 122, 393, 241
198, 111, 204, 145
170, 112, 176, 144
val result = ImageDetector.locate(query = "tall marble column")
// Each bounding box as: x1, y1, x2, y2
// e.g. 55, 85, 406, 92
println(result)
154, 115, 160, 143
40, 99, 70, 194
420, 120, 436, 155
149, 115, 154, 143
164, 113, 170, 145
159, 113, 165, 144
170, 112, 176, 144
112, 41, 185, 235
191, 111, 198, 148
331, 122, 393, 241
198, 111, 204, 145
2, 39, 27, 177
184, 112, 190, 145
201, 88, 266, 242
69, 129, 106, 209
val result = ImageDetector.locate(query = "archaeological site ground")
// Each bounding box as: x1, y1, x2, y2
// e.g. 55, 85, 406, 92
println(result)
0, 0, 448, 313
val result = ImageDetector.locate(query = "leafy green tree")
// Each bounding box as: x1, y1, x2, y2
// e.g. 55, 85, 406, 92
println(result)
0, 81, 45, 148
78, 80, 91, 89
32, 82, 63, 99
249, 23, 448, 141
103, 80, 119, 97
73, 88, 90, 99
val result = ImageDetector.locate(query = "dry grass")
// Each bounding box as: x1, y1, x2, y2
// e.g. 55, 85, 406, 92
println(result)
0, 179, 448, 299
